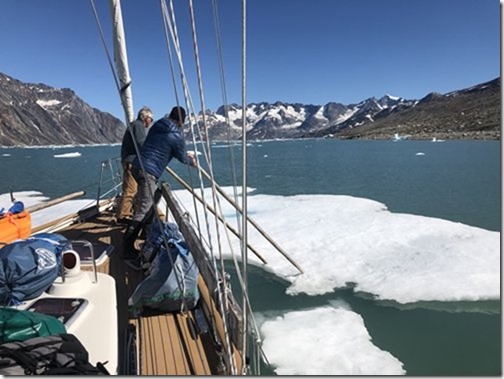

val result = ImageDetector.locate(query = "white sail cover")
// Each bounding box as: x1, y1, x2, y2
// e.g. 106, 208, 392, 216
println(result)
109, 0, 134, 123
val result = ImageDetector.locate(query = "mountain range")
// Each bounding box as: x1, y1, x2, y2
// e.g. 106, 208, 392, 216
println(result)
0, 72, 500, 146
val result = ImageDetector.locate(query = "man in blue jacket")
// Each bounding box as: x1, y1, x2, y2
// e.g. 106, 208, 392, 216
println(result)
123, 106, 196, 260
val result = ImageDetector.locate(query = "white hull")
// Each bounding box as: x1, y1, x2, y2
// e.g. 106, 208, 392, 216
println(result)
14, 270, 118, 375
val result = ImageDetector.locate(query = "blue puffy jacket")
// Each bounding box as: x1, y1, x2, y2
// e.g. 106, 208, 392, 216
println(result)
132, 117, 189, 179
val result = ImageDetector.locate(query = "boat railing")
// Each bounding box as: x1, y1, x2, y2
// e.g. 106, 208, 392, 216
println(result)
96, 157, 123, 206
61, 240, 98, 283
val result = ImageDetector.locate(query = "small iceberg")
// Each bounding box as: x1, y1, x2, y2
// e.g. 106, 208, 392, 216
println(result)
54, 152, 82, 158
415, 152, 425, 156
392, 133, 410, 141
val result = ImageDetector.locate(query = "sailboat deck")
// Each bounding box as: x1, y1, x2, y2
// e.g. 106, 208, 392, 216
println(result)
53, 208, 216, 375
133, 312, 211, 375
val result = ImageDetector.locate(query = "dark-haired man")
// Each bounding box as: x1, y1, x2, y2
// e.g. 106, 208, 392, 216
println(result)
123, 106, 196, 260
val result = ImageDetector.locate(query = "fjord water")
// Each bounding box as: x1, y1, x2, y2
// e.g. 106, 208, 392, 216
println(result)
0, 139, 500, 375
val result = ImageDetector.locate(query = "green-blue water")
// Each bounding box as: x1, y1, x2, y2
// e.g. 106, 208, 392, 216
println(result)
0, 139, 500, 375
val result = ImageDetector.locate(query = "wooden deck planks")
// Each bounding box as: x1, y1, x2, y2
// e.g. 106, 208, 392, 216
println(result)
197, 276, 243, 374
176, 312, 212, 375
55, 208, 222, 375
133, 312, 205, 375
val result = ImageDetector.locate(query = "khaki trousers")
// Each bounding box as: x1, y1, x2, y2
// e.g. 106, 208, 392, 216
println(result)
116, 162, 137, 219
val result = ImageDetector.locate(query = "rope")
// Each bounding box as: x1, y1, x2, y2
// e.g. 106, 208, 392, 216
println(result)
211, 0, 242, 236
158, 0, 212, 324
159, 0, 181, 110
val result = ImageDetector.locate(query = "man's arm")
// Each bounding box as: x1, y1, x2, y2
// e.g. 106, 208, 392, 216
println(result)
172, 135, 196, 167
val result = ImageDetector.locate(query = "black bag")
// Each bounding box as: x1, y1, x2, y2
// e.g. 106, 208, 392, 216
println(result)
0, 333, 110, 375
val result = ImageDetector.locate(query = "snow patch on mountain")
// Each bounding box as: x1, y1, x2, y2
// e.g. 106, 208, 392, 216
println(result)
36, 99, 62, 108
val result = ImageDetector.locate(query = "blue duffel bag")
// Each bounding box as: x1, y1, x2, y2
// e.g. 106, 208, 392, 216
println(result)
0, 233, 67, 306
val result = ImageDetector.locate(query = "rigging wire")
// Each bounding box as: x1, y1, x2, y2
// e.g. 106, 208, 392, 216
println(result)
161, 0, 215, 296
90, 0, 247, 373
159, 0, 204, 243
166, 0, 273, 373
159, 0, 240, 374
186, 0, 228, 280
95, 0, 273, 373
161, 0, 209, 223
208, 2, 246, 337
206, 5, 277, 370
185, 4, 241, 370
161, 1, 269, 373
178, 0, 240, 372
240, 0, 249, 373
210, 0, 243, 244
159, 0, 201, 236
93, 0, 199, 354
187, 0, 227, 279
89, 0, 126, 122
159, 1, 181, 109
90, 0, 150, 223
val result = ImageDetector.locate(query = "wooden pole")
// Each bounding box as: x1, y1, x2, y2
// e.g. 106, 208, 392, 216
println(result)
25, 191, 86, 213
164, 168, 268, 265
31, 213, 78, 234
197, 167, 303, 274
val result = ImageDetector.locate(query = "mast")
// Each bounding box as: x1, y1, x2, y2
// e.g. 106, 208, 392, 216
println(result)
109, 0, 134, 123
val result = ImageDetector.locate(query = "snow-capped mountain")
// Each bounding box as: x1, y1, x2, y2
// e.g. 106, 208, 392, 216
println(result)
187, 78, 499, 141
188, 95, 415, 140
0, 72, 499, 146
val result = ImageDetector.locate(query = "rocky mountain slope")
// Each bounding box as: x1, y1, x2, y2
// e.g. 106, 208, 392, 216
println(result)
0, 73, 124, 146
332, 78, 501, 140
0, 72, 499, 146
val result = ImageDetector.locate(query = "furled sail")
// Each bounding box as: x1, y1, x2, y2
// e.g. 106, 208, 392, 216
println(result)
109, 0, 134, 123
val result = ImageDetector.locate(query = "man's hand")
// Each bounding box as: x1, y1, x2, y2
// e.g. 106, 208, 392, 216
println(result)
187, 151, 197, 167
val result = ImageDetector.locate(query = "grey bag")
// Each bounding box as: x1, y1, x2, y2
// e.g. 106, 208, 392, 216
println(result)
128, 222, 200, 314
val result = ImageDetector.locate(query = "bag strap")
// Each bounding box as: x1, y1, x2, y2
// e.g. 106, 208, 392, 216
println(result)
0, 345, 39, 374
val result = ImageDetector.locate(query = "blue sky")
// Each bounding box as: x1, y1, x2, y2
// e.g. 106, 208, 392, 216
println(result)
0, 0, 500, 121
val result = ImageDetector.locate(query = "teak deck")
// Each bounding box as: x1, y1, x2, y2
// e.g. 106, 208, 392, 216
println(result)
55, 209, 217, 375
